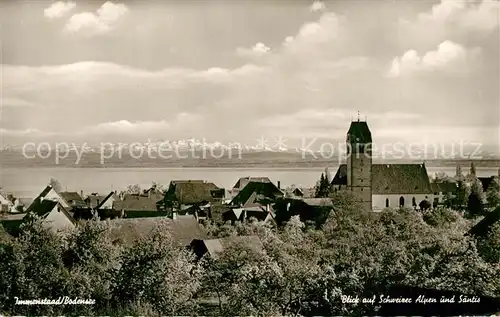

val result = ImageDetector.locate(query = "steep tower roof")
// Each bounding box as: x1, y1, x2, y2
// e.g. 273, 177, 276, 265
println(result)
347, 121, 372, 143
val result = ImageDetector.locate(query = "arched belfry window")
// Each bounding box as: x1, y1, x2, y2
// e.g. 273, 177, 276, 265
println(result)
385, 198, 389, 208
399, 196, 405, 207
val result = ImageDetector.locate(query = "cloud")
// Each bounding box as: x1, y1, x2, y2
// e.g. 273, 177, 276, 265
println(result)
64, 1, 128, 35
417, 0, 499, 32
387, 40, 481, 77
282, 12, 343, 57
44, 1, 76, 19
399, 0, 499, 46
309, 1, 326, 12
236, 42, 271, 58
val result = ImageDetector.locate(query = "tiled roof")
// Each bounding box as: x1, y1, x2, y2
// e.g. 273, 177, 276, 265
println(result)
372, 164, 432, 194
195, 235, 264, 258
110, 215, 207, 246
232, 177, 272, 190
302, 198, 334, 206
164, 181, 221, 205
113, 195, 158, 212
331, 164, 432, 194
467, 205, 500, 238
230, 181, 283, 207
96, 192, 116, 209
24, 199, 76, 225
59, 192, 84, 203
347, 121, 372, 143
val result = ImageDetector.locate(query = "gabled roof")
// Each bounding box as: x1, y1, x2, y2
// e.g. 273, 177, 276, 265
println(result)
24, 199, 76, 225
291, 188, 315, 198
164, 181, 221, 205
302, 198, 334, 206
331, 164, 347, 185
331, 164, 432, 194
110, 215, 207, 246
372, 164, 431, 194
347, 121, 372, 143
25, 185, 53, 213
192, 235, 264, 259
95, 191, 116, 209
467, 205, 500, 237
230, 181, 283, 207
232, 177, 272, 190
113, 195, 158, 211
59, 191, 84, 202
59, 191, 86, 207
85, 194, 109, 208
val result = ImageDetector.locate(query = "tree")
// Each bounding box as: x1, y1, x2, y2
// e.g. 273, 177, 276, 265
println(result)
315, 173, 332, 198
111, 221, 202, 315
453, 180, 469, 210
433, 172, 452, 183
49, 178, 63, 192
125, 184, 142, 195
466, 191, 486, 219
486, 178, 500, 209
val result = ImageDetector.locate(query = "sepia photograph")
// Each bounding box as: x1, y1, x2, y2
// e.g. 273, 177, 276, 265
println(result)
1, 0, 500, 315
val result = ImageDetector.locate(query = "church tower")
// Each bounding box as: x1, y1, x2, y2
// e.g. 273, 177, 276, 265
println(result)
346, 117, 372, 211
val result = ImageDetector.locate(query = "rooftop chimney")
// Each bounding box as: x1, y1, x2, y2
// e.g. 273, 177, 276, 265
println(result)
277, 181, 281, 189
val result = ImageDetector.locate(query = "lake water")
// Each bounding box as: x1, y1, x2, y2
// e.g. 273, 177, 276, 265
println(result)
1, 167, 498, 198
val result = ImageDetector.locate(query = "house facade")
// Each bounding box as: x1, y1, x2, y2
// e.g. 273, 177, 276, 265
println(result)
332, 120, 433, 212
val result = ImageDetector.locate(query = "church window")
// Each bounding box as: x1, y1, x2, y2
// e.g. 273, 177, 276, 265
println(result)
385, 198, 389, 207
412, 197, 416, 207
399, 196, 405, 207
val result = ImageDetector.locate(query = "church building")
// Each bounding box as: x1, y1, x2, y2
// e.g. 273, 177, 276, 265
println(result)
331, 119, 433, 212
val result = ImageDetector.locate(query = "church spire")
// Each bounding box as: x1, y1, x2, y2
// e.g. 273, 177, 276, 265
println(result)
357, 110, 360, 122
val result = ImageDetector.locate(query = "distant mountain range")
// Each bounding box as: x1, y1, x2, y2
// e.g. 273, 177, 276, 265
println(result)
2, 138, 499, 157
1, 138, 498, 168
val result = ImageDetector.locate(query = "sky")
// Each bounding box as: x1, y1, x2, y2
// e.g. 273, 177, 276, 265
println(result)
1, 0, 499, 149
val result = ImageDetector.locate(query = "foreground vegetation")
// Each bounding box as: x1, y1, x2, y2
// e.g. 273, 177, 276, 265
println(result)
1, 194, 499, 316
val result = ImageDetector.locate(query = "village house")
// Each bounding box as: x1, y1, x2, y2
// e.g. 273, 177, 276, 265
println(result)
273, 197, 334, 225
1, 195, 76, 235
160, 180, 224, 219
25, 185, 72, 213
331, 120, 433, 212
0, 189, 14, 213
230, 181, 284, 208
59, 191, 86, 208
431, 182, 458, 206
289, 187, 315, 199
113, 192, 163, 218
231, 177, 274, 198
85, 192, 116, 209
222, 205, 276, 225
